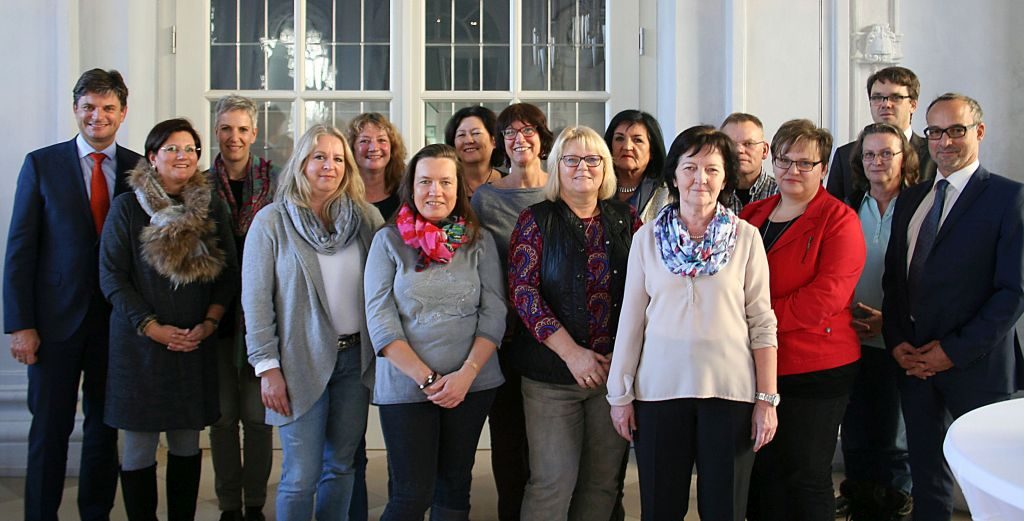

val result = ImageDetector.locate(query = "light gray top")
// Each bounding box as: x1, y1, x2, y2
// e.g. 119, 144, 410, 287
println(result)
242, 201, 383, 426
364, 226, 506, 405
470, 183, 547, 273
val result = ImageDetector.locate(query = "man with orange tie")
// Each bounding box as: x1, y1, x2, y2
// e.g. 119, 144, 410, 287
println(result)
4, 69, 143, 521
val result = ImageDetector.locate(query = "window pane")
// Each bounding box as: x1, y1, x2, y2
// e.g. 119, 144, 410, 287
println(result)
535, 101, 604, 135
551, 0, 575, 45
210, 0, 237, 44
334, 45, 361, 90
239, 44, 270, 90
482, 0, 510, 44
336, 0, 361, 43
425, 46, 452, 90
521, 45, 548, 90
481, 45, 510, 90
454, 0, 480, 44
522, 0, 549, 47
550, 45, 576, 90
453, 46, 480, 90
210, 100, 295, 169
577, 102, 605, 131
364, 45, 390, 90
210, 45, 238, 90
426, 0, 453, 44
305, 100, 390, 132
578, 45, 604, 91
365, 1, 390, 43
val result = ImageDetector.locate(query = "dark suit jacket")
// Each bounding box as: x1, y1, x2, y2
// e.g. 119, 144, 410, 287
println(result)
827, 133, 934, 204
3, 137, 142, 342
881, 166, 1024, 393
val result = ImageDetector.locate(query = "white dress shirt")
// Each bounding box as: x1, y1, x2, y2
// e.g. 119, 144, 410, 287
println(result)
905, 160, 980, 273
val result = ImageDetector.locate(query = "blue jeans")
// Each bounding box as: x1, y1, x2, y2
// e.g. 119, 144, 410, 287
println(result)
276, 346, 368, 521
840, 346, 911, 493
378, 388, 496, 521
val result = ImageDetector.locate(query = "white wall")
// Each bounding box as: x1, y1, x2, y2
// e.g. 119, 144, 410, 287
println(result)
2, 0, 1023, 474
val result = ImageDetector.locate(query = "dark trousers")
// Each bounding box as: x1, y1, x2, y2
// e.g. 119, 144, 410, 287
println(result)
898, 376, 1010, 521
634, 398, 755, 521
349, 437, 368, 521
748, 393, 850, 521
840, 346, 911, 492
379, 388, 496, 521
487, 353, 529, 521
25, 303, 118, 521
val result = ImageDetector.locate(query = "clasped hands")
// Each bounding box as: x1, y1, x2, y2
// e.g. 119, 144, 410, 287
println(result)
892, 340, 953, 379
144, 320, 215, 352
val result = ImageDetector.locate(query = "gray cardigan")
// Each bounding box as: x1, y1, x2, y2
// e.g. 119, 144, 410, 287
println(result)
364, 226, 506, 405
242, 201, 384, 426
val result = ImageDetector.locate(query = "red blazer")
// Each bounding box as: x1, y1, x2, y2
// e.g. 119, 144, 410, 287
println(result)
740, 188, 866, 376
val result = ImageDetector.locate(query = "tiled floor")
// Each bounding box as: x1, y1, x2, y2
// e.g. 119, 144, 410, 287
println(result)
0, 449, 971, 520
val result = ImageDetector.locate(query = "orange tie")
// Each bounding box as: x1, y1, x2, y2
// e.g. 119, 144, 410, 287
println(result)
88, 152, 110, 234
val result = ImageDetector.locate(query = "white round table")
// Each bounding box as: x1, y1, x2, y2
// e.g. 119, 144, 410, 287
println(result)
943, 397, 1024, 520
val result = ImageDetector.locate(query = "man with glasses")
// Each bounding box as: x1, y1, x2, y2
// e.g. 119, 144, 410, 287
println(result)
4, 69, 143, 521
882, 93, 1024, 521
827, 66, 934, 203
720, 113, 779, 214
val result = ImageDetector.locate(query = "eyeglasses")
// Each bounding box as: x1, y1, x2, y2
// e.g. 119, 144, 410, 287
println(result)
501, 126, 538, 140
924, 124, 979, 140
869, 94, 913, 105
159, 145, 200, 155
773, 156, 823, 172
736, 140, 765, 150
861, 150, 902, 163
561, 155, 603, 168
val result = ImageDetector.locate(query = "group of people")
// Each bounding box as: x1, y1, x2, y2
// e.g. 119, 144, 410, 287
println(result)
5, 65, 1023, 521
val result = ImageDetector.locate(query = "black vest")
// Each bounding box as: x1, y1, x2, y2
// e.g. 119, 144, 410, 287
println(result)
510, 198, 635, 384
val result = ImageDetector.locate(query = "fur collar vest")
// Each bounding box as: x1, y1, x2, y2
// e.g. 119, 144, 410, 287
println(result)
128, 162, 226, 286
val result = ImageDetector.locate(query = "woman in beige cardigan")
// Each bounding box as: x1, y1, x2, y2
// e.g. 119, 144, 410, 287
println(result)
605, 125, 778, 521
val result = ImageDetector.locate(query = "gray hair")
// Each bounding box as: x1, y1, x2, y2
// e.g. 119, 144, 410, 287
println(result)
214, 95, 258, 128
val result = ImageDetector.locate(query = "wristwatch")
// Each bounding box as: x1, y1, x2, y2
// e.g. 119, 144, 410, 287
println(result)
755, 392, 781, 407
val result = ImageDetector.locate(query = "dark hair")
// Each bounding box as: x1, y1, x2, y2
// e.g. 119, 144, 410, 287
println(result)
493, 103, 555, 168
850, 122, 921, 193
720, 112, 765, 130
444, 106, 502, 168
73, 68, 129, 108
144, 118, 203, 161
866, 66, 920, 101
603, 110, 667, 181
663, 125, 740, 206
397, 144, 480, 244
771, 119, 832, 166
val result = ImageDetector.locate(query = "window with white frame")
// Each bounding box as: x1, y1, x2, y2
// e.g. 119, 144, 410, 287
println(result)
191, 0, 631, 165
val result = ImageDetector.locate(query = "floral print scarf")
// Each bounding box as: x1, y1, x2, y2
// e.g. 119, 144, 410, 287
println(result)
654, 202, 738, 277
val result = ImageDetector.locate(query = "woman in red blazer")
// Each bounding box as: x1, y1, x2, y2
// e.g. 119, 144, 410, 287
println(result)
740, 119, 866, 521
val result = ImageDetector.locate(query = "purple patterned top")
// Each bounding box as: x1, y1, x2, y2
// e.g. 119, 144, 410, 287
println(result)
508, 207, 640, 355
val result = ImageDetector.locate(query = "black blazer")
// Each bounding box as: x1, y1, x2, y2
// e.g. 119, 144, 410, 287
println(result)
827, 133, 934, 204
881, 166, 1024, 393
3, 137, 141, 341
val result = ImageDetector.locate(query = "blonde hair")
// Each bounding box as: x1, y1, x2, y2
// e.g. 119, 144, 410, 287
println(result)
544, 126, 617, 202
345, 113, 408, 194
277, 124, 369, 222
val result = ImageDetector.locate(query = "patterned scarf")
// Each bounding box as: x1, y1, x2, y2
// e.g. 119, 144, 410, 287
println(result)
395, 203, 468, 271
654, 202, 738, 277
211, 154, 274, 236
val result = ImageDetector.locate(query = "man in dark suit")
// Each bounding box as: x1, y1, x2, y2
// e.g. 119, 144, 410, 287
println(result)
4, 69, 143, 521
882, 93, 1024, 521
828, 66, 934, 203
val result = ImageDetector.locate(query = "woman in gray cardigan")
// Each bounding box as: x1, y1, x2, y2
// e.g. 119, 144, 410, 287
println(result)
242, 124, 383, 521
365, 144, 505, 521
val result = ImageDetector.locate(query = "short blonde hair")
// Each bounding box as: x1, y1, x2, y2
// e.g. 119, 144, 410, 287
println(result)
277, 124, 369, 222
544, 126, 617, 202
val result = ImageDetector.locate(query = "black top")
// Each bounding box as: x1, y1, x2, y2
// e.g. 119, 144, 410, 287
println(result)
759, 217, 798, 252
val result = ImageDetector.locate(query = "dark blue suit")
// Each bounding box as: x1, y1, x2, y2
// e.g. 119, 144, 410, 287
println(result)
882, 166, 1024, 520
3, 137, 142, 521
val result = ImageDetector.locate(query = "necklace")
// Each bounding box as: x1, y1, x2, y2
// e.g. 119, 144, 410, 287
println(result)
689, 233, 705, 242
760, 202, 799, 251
485, 168, 500, 184
617, 183, 639, 193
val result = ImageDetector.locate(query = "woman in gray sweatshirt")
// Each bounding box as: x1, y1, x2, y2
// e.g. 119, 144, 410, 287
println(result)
365, 144, 505, 521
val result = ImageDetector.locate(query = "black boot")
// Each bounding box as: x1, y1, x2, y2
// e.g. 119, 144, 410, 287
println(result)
166, 452, 203, 521
120, 464, 158, 521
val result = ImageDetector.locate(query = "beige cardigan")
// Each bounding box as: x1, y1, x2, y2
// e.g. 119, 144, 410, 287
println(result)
606, 218, 777, 406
